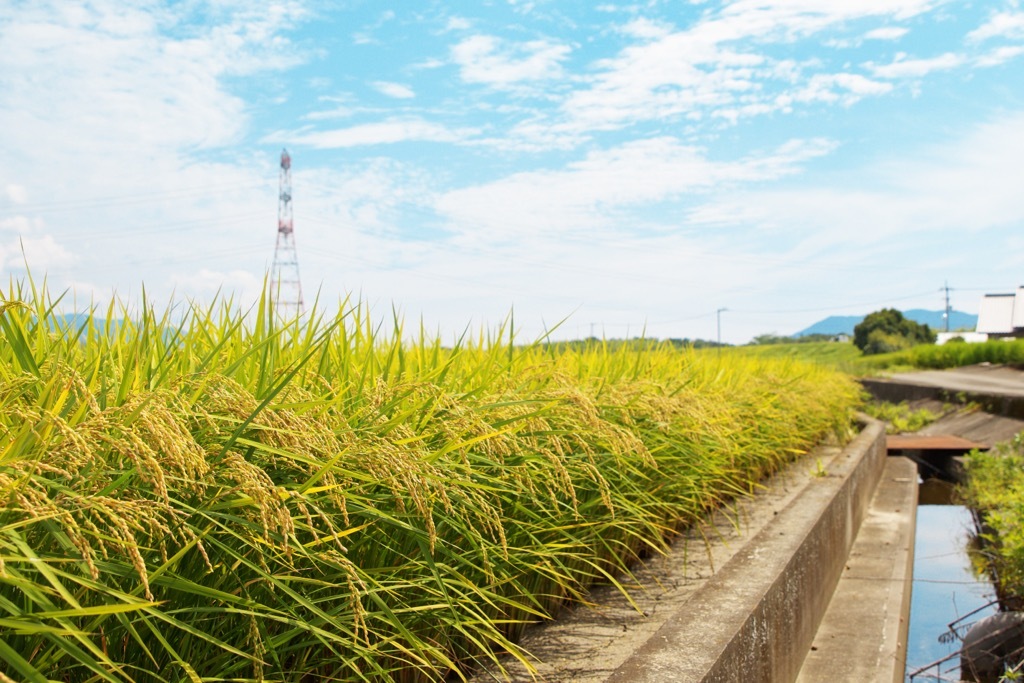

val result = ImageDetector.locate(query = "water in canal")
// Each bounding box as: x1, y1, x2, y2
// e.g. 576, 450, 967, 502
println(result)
905, 479, 998, 682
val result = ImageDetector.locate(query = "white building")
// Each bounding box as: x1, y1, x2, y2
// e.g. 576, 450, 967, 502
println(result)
976, 286, 1024, 338
936, 331, 990, 345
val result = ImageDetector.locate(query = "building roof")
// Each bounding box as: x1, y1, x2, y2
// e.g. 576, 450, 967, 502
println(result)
977, 287, 1024, 334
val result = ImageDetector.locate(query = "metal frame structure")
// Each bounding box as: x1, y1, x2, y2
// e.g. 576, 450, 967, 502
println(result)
271, 148, 304, 318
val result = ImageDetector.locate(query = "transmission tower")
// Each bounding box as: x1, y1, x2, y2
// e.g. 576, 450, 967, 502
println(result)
271, 148, 304, 317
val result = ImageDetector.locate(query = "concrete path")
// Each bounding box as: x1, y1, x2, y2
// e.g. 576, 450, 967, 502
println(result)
915, 402, 1024, 447
796, 456, 917, 683
862, 364, 1024, 419
886, 364, 1024, 398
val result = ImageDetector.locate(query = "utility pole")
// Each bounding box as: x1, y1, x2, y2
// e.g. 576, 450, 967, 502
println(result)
941, 281, 953, 332
271, 149, 304, 318
717, 308, 728, 348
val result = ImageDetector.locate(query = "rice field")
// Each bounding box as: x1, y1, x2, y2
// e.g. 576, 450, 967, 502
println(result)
0, 282, 861, 682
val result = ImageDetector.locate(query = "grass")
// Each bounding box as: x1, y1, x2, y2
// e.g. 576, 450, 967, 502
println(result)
727, 336, 1024, 376
725, 341, 864, 368
862, 401, 944, 434
0, 280, 862, 682
854, 338, 1024, 373
960, 435, 1024, 599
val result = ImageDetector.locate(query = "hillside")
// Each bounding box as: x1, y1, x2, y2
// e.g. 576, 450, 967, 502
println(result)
796, 309, 977, 337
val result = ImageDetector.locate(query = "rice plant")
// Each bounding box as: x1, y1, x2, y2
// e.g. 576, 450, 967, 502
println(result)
0, 280, 861, 682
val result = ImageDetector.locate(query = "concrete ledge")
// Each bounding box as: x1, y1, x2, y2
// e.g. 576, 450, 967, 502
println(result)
860, 377, 946, 405
796, 456, 917, 683
860, 376, 1024, 420
606, 419, 887, 683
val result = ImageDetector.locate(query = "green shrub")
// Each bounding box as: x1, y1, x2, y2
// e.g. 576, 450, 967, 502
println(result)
853, 309, 935, 355
961, 436, 1024, 597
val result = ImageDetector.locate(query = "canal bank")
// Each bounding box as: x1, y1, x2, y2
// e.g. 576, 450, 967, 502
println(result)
472, 417, 912, 682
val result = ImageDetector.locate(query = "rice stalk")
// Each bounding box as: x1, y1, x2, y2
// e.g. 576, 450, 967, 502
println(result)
0, 278, 860, 681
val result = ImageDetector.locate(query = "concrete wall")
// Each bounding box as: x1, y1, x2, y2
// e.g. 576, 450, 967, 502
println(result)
606, 419, 888, 683
860, 377, 1024, 420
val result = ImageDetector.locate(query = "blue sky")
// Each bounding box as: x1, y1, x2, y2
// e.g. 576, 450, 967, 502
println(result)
2, 1, 1023, 343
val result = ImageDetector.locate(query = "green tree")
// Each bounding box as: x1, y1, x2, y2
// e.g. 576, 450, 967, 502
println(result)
853, 308, 936, 354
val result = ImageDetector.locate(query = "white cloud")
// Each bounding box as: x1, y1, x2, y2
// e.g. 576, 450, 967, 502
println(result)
0, 232, 74, 271
352, 9, 396, 45
5, 185, 28, 204
508, 0, 538, 15
169, 267, 263, 302
864, 26, 909, 40
0, 215, 38, 235
968, 11, 1024, 42
372, 81, 416, 99
0, 0, 308, 169
687, 110, 1024, 250
719, 0, 939, 23
303, 105, 356, 121
793, 72, 893, 105
712, 0, 939, 41
868, 52, 963, 78
445, 16, 472, 31
619, 18, 674, 39
435, 136, 834, 240
284, 119, 476, 148
975, 45, 1024, 66
558, 2, 937, 134
451, 34, 571, 87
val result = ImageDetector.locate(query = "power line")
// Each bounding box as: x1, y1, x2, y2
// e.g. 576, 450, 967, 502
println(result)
118, 245, 267, 268
731, 290, 941, 315
80, 212, 265, 240
0, 180, 267, 216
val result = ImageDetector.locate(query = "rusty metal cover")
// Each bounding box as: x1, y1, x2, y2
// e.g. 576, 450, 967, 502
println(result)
886, 434, 987, 451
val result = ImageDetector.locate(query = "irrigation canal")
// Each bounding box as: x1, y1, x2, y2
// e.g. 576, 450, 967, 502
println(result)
905, 487, 998, 682
863, 372, 1024, 683
889, 400, 1024, 682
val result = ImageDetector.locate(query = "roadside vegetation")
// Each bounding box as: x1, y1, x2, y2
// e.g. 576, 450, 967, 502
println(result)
730, 327, 1024, 375
857, 337, 1024, 372
0, 282, 861, 682
862, 401, 944, 434
961, 436, 1024, 600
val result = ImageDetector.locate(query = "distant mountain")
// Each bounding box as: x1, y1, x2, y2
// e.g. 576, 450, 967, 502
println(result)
43, 314, 125, 340
54, 313, 99, 330
795, 309, 977, 338
794, 316, 863, 337
902, 309, 978, 332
